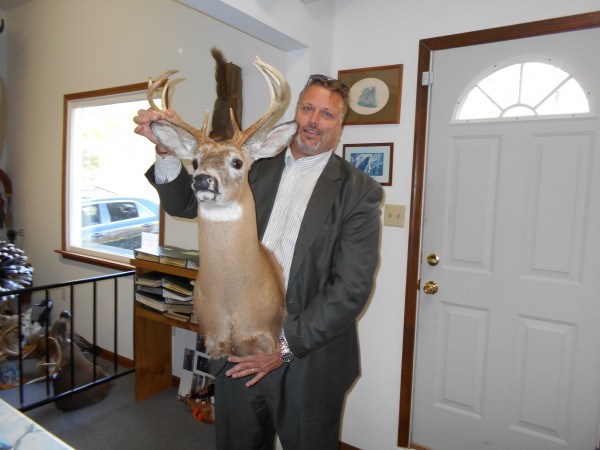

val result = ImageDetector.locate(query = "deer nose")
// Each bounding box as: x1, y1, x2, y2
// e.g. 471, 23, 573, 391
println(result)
193, 174, 218, 192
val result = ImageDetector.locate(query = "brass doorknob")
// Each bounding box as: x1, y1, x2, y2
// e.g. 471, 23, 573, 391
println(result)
423, 281, 438, 295
426, 253, 440, 266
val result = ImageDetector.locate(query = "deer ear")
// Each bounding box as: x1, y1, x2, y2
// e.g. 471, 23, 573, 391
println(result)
244, 121, 298, 162
150, 120, 197, 159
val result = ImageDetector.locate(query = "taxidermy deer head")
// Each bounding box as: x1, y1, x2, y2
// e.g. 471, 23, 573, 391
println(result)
145, 55, 297, 358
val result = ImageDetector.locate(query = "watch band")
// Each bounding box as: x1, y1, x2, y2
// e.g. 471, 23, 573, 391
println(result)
278, 336, 294, 363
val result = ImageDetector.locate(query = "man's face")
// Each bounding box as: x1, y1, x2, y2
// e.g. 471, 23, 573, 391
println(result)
290, 85, 345, 159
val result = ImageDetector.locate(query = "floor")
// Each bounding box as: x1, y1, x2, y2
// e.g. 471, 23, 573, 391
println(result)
0, 359, 217, 449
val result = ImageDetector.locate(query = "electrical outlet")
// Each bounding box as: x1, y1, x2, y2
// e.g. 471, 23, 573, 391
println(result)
384, 204, 405, 227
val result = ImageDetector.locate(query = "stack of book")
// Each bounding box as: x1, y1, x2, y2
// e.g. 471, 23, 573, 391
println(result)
134, 271, 195, 322
134, 245, 199, 270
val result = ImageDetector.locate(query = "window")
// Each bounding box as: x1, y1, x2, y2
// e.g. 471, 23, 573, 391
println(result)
454, 58, 593, 122
61, 83, 164, 268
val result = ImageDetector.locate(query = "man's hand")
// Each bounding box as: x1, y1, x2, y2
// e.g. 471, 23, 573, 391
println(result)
133, 108, 175, 155
225, 344, 284, 387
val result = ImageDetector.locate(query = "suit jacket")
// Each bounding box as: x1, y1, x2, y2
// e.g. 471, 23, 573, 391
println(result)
146, 150, 383, 404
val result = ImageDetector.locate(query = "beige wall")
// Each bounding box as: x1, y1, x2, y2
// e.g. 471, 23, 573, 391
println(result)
3, 0, 286, 361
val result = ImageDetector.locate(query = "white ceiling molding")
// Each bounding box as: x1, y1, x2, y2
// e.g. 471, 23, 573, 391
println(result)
178, 0, 308, 51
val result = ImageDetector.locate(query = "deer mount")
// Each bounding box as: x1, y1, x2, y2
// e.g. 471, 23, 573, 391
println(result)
146, 55, 297, 358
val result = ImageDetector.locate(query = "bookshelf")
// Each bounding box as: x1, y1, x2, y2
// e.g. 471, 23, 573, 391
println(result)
131, 258, 199, 401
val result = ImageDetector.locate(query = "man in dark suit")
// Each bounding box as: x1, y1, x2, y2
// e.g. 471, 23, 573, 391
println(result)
134, 74, 382, 449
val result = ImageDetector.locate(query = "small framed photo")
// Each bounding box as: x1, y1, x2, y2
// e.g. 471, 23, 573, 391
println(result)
338, 64, 403, 125
343, 142, 394, 186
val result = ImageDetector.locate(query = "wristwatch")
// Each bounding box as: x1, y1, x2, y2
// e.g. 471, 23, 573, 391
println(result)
278, 336, 294, 363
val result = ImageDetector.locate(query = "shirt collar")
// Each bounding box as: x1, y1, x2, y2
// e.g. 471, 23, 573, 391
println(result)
284, 147, 332, 173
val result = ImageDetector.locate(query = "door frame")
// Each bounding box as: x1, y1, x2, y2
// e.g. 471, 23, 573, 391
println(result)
398, 10, 600, 448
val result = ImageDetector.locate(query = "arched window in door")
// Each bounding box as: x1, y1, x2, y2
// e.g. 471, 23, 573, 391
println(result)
454, 57, 594, 122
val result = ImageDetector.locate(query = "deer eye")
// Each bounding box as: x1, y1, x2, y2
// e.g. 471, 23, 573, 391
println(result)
192, 159, 199, 171
231, 158, 243, 170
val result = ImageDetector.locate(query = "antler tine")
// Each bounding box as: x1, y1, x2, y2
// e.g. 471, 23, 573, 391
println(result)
232, 56, 288, 146
230, 108, 242, 139
47, 336, 62, 378
147, 70, 178, 112
200, 110, 211, 142
147, 70, 203, 140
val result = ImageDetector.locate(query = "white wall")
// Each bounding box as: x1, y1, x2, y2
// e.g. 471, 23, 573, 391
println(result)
3, 0, 600, 449
331, 1, 600, 449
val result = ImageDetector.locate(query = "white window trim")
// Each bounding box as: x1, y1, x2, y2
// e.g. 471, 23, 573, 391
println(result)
62, 84, 163, 268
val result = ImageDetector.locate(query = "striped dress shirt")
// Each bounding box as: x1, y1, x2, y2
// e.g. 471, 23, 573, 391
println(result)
261, 148, 332, 288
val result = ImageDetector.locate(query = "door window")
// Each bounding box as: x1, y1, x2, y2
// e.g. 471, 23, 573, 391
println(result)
454, 58, 593, 122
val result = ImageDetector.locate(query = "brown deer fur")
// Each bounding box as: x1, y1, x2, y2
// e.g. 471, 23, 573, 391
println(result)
208, 47, 242, 142
43, 312, 110, 411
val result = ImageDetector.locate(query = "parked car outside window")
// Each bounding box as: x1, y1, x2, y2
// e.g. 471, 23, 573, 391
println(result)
80, 197, 159, 252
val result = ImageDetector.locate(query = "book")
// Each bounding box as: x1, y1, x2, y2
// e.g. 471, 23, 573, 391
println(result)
135, 271, 194, 302
134, 245, 200, 269
167, 303, 194, 314
163, 311, 191, 322
134, 272, 163, 287
135, 285, 164, 296
139, 245, 199, 269
163, 291, 193, 302
164, 296, 193, 305
162, 275, 194, 296
136, 284, 193, 301
135, 291, 168, 312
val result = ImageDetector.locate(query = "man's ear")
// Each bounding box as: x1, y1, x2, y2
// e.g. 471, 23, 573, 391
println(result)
244, 121, 298, 162
150, 120, 197, 159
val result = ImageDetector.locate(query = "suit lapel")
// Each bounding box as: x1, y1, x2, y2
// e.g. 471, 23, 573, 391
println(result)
288, 155, 342, 285
250, 151, 286, 239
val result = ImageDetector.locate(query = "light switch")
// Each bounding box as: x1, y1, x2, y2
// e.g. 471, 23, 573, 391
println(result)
384, 204, 405, 227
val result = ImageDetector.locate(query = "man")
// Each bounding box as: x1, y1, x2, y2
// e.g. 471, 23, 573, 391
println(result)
134, 74, 383, 449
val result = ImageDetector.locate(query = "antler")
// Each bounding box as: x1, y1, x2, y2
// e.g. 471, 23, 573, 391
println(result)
230, 56, 288, 146
147, 70, 204, 141
27, 336, 62, 385
147, 55, 288, 149
0, 323, 37, 359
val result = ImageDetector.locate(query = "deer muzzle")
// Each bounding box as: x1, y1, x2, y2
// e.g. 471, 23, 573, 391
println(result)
193, 174, 218, 193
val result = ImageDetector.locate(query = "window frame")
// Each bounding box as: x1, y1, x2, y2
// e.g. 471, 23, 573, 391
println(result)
58, 82, 164, 270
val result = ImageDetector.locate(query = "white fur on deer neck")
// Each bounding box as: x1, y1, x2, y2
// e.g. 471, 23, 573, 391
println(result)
146, 56, 298, 358
199, 202, 242, 221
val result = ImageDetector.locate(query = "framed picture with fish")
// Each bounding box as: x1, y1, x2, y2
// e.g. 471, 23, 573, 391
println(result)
343, 142, 394, 186
338, 64, 403, 125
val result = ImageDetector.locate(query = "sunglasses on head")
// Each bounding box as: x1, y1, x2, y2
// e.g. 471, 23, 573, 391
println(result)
306, 74, 349, 99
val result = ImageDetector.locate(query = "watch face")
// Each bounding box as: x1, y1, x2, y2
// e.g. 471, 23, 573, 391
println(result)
281, 352, 293, 363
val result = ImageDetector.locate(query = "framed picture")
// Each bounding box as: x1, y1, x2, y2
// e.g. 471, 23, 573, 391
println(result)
338, 64, 403, 125
343, 143, 394, 186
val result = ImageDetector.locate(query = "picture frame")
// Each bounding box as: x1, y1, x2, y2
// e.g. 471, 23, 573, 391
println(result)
343, 142, 394, 186
338, 64, 403, 125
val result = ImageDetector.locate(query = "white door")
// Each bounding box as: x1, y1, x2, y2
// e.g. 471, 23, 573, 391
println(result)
412, 28, 600, 450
